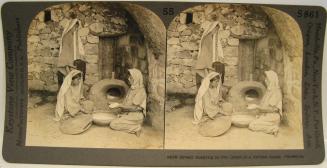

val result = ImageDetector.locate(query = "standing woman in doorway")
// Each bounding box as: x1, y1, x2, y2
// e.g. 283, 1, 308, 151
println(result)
57, 13, 86, 89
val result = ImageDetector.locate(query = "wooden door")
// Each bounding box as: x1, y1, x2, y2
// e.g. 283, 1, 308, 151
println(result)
238, 40, 256, 81
99, 37, 117, 79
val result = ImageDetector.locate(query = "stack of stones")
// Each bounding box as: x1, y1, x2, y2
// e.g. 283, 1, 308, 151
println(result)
167, 4, 269, 94
28, 2, 127, 91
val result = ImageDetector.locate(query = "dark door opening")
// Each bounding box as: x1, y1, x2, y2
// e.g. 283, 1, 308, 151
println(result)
99, 37, 117, 79
238, 39, 256, 81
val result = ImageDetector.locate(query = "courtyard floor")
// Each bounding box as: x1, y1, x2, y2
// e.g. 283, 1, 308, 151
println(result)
26, 97, 163, 149
165, 105, 304, 149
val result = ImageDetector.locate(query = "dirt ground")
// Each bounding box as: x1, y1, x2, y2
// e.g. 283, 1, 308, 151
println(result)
165, 105, 304, 149
26, 98, 163, 149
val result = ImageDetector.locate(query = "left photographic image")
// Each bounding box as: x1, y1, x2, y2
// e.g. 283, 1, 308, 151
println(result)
26, 2, 166, 149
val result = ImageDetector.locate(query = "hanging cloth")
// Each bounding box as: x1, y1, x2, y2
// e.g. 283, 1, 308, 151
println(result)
57, 19, 85, 72
195, 21, 224, 72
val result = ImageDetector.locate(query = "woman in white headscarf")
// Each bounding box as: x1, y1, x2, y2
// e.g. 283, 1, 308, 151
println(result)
109, 68, 147, 137
55, 69, 84, 121
247, 70, 282, 135
193, 72, 230, 125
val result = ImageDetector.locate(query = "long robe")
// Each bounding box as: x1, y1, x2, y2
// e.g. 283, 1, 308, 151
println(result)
57, 19, 85, 76
249, 71, 282, 135
110, 69, 147, 134
55, 70, 83, 120
193, 72, 223, 124
195, 21, 224, 78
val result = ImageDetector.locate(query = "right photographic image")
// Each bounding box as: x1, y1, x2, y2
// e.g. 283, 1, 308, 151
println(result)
165, 4, 304, 149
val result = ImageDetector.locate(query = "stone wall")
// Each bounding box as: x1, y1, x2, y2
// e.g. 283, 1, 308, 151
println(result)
28, 2, 127, 91
167, 4, 269, 94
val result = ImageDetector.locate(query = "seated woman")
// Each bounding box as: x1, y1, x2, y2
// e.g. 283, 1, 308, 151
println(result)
109, 68, 146, 137
247, 70, 282, 136
193, 72, 230, 125
55, 69, 85, 121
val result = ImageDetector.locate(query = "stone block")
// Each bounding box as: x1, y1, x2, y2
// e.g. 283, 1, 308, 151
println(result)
62, 3, 71, 13
231, 25, 245, 36
110, 17, 126, 25
78, 27, 90, 37
175, 50, 192, 59
183, 80, 196, 88
179, 13, 187, 24
46, 84, 59, 92
39, 33, 50, 40
40, 28, 51, 34
36, 11, 45, 22
167, 38, 180, 45
166, 82, 183, 93
29, 80, 45, 90
167, 66, 182, 75
204, 5, 215, 16
181, 29, 192, 36
28, 36, 40, 43
223, 78, 238, 87
84, 43, 98, 55
169, 31, 180, 38
179, 36, 191, 42
36, 22, 46, 30
193, 5, 204, 11
236, 17, 246, 24
28, 64, 46, 73
223, 46, 238, 57
87, 35, 99, 44
84, 75, 99, 85
51, 9, 63, 22
224, 57, 238, 66
40, 70, 55, 83
182, 70, 194, 82
252, 20, 266, 29
59, 18, 69, 28
40, 47, 52, 57
177, 24, 188, 32
89, 23, 104, 34
225, 66, 238, 76
200, 21, 211, 31
180, 58, 194, 67
94, 14, 105, 22
190, 34, 201, 41
79, 4, 91, 12
86, 63, 98, 74
221, 7, 233, 15
42, 56, 57, 65
228, 38, 239, 46
219, 30, 230, 39
85, 55, 98, 64
193, 12, 205, 24
180, 42, 198, 51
